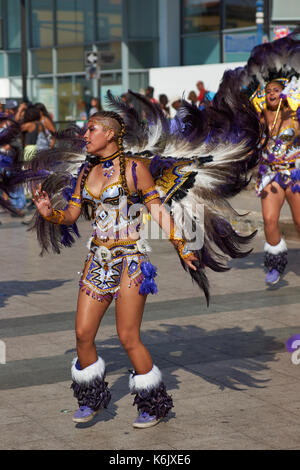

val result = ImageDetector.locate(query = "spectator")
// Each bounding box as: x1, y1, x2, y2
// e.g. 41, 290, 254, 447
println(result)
76, 100, 88, 121
188, 91, 199, 107
0, 117, 26, 217
170, 96, 182, 112
159, 94, 170, 117
196, 81, 215, 108
35, 102, 56, 148
21, 105, 51, 160
121, 93, 133, 107
89, 97, 102, 117
15, 101, 30, 122
4, 99, 19, 118
145, 86, 158, 104
169, 96, 185, 134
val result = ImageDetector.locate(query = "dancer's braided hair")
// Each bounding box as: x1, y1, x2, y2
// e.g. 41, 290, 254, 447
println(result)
79, 111, 129, 205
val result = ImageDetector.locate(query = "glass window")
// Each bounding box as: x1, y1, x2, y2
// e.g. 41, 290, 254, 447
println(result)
0, 0, 3, 49
0, 53, 4, 76
272, 0, 300, 22
32, 48, 53, 75
96, 0, 122, 41
58, 76, 77, 121
127, 0, 158, 39
30, 0, 54, 47
100, 72, 122, 109
223, 29, 257, 62
31, 77, 54, 117
57, 46, 84, 73
129, 71, 149, 94
7, 0, 21, 49
8, 52, 21, 76
58, 75, 102, 123
98, 42, 121, 70
56, 0, 94, 45
224, 0, 256, 29
183, 0, 220, 33
182, 33, 220, 65
129, 40, 159, 68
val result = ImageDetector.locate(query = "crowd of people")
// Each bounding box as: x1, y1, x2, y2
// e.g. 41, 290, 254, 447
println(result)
0, 100, 57, 217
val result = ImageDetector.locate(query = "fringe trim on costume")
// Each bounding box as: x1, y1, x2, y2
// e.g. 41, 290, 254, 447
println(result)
132, 383, 174, 419
71, 377, 111, 411
79, 274, 145, 302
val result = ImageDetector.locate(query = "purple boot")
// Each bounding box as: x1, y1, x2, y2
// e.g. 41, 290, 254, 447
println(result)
264, 239, 288, 285
129, 365, 173, 429
71, 356, 111, 423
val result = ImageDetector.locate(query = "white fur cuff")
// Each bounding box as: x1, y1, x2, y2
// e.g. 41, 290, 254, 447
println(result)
71, 356, 105, 385
129, 365, 162, 392
264, 239, 287, 255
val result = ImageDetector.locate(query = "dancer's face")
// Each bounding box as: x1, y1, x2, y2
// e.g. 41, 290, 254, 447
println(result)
265, 82, 284, 110
84, 120, 115, 154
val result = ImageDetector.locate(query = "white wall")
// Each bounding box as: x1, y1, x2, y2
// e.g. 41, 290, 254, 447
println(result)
0, 78, 11, 99
149, 61, 246, 115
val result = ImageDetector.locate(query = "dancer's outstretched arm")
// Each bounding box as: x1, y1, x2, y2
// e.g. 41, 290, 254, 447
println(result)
134, 160, 197, 271
32, 170, 83, 225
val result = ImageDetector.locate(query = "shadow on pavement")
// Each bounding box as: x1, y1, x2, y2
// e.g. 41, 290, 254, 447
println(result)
65, 322, 285, 427
0, 279, 72, 308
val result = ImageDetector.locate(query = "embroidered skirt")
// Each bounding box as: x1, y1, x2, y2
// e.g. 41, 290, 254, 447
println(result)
79, 238, 157, 302
256, 161, 300, 195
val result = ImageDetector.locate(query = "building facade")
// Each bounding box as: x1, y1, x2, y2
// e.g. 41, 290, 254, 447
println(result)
0, 0, 298, 122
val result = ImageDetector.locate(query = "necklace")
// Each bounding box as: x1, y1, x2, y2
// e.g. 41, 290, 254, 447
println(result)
87, 150, 120, 179
101, 150, 119, 178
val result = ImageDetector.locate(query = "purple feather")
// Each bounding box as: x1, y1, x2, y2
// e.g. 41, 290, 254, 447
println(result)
139, 261, 158, 295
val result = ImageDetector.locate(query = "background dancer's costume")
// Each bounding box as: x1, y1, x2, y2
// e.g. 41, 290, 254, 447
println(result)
241, 29, 300, 280
0, 115, 23, 214
4, 80, 262, 425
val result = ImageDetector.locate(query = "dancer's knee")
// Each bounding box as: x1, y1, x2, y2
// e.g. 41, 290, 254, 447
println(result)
118, 330, 140, 353
76, 327, 94, 348
263, 213, 279, 230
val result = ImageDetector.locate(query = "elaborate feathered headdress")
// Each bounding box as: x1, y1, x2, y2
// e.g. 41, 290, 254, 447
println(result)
242, 28, 300, 114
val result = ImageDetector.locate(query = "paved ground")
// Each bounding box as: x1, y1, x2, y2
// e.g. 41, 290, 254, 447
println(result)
0, 190, 300, 451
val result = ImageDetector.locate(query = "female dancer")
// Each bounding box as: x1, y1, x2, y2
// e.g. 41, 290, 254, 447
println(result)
6, 82, 261, 428
32, 111, 196, 427
243, 30, 300, 285
257, 80, 300, 284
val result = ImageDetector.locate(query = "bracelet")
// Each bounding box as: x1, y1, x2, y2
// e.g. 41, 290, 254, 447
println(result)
142, 186, 160, 204
69, 193, 82, 209
169, 227, 193, 260
69, 200, 82, 209
44, 209, 65, 225
71, 193, 81, 203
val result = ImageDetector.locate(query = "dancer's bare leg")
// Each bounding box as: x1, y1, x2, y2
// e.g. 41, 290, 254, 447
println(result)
75, 290, 112, 369
115, 270, 152, 374
261, 182, 286, 245
285, 186, 300, 239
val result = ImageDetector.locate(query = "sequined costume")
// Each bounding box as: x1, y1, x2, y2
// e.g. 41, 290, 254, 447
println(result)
4, 79, 263, 426
256, 118, 300, 195
241, 29, 300, 282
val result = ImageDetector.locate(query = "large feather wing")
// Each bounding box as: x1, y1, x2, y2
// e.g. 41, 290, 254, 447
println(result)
106, 70, 262, 305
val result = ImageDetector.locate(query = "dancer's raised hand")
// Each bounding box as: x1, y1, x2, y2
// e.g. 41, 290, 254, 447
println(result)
32, 190, 53, 218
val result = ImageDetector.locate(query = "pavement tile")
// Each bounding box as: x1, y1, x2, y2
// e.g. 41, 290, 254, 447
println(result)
1, 191, 300, 450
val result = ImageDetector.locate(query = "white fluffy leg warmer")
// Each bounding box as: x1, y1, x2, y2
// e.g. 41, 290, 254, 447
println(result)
129, 365, 162, 393
71, 356, 106, 385
264, 238, 287, 255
